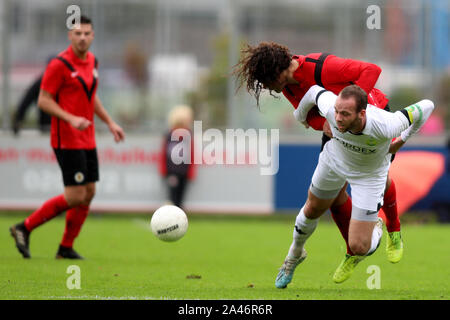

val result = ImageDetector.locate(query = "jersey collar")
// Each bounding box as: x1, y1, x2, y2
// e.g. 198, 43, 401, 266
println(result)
67, 45, 91, 65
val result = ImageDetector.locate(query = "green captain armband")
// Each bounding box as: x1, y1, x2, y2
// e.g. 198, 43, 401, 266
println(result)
400, 104, 423, 125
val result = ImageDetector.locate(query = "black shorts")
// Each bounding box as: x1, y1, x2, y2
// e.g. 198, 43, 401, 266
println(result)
54, 148, 99, 186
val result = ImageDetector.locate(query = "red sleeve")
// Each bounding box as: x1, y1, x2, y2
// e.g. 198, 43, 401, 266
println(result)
283, 91, 325, 131
40, 59, 64, 97
187, 131, 196, 180
282, 91, 300, 109
306, 107, 326, 131
187, 162, 196, 180
158, 136, 168, 177
322, 55, 382, 95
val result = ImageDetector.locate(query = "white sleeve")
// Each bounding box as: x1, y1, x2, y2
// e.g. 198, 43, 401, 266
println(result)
293, 85, 336, 123
373, 110, 410, 139
372, 99, 435, 140
315, 90, 337, 117
399, 100, 435, 142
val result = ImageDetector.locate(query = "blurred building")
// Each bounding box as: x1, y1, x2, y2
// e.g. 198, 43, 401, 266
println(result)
1, 0, 449, 134
0, 0, 448, 215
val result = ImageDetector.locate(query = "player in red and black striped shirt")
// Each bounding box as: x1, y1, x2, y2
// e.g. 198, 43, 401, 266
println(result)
234, 42, 404, 268
10, 16, 125, 259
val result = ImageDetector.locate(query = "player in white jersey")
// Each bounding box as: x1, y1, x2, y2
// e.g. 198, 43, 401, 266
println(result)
275, 84, 434, 288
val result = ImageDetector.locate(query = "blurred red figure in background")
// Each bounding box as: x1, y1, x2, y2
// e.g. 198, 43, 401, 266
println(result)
159, 105, 196, 210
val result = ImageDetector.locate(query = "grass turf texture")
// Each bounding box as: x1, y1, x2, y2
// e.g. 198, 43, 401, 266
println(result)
0, 212, 448, 300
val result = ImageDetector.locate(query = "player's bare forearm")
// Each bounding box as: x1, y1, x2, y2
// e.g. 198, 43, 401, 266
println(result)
38, 89, 91, 130
38, 89, 70, 122
388, 137, 405, 154
323, 121, 333, 138
94, 95, 125, 142
94, 95, 113, 125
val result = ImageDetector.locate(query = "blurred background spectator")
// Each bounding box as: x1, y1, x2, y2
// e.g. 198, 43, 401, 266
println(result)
11, 55, 55, 135
159, 105, 196, 210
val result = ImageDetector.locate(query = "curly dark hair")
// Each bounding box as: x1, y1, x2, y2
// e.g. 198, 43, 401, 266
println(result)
233, 42, 292, 106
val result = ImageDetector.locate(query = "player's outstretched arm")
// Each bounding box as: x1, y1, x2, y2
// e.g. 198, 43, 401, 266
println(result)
381, 99, 434, 144
94, 95, 125, 143
388, 100, 434, 153
398, 99, 434, 142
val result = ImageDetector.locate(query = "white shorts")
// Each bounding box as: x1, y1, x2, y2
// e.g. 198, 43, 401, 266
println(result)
310, 152, 387, 218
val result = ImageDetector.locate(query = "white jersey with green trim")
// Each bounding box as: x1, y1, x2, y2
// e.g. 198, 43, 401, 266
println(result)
293, 85, 434, 177
323, 104, 402, 176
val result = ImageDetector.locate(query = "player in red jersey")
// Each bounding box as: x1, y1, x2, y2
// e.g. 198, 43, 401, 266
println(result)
234, 42, 404, 266
10, 16, 125, 259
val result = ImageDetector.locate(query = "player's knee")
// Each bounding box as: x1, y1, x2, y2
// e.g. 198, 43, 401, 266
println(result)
66, 191, 87, 207
305, 194, 331, 219
331, 189, 348, 208
84, 188, 96, 204
303, 203, 325, 219
349, 240, 370, 256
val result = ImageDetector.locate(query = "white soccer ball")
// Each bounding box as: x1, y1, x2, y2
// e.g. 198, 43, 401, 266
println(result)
150, 205, 188, 242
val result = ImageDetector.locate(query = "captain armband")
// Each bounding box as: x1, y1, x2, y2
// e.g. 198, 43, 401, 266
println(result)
399, 104, 423, 126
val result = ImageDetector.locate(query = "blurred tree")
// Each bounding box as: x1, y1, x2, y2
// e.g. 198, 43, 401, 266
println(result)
389, 84, 447, 135
123, 41, 149, 126
387, 86, 422, 112
437, 74, 450, 130
124, 41, 149, 87
186, 34, 231, 129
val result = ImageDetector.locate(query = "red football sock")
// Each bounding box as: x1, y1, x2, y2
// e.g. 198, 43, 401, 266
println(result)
60, 205, 90, 248
24, 194, 69, 232
330, 197, 353, 255
381, 179, 401, 233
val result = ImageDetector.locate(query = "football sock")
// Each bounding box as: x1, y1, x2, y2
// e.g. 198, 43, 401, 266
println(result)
61, 205, 90, 248
330, 197, 353, 255
366, 222, 383, 256
24, 194, 69, 232
381, 179, 401, 233
287, 207, 319, 259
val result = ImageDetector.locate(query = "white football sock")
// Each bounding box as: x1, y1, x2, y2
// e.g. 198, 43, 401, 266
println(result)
366, 222, 383, 256
287, 207, 319, 259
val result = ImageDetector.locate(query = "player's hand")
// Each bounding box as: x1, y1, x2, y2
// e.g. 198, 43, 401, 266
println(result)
323, 120, 333, 138
389, 137, 405, 154
70, 116, 92, 131
301, 121, 310, 129
109, 122, 125, 143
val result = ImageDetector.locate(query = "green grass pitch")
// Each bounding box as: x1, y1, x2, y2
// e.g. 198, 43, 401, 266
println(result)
0, 211, 448, 300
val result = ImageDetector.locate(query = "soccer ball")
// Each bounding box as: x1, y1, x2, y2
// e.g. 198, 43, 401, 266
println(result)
150, 205, 188, 242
